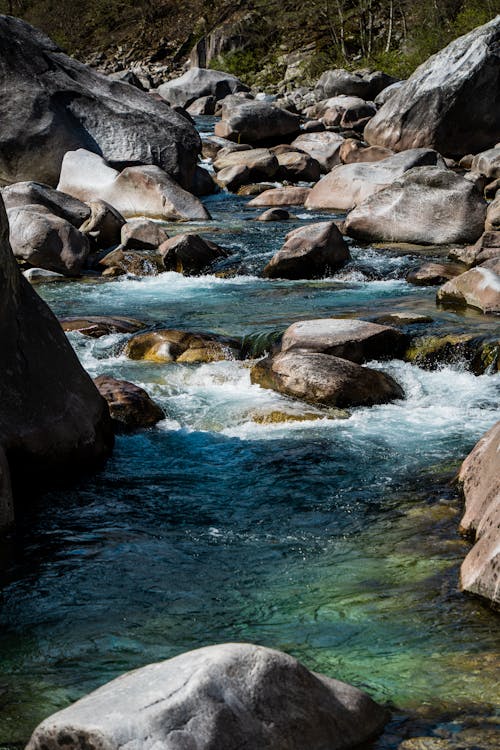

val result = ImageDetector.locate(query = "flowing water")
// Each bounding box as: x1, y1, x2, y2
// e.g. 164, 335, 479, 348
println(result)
0, 124, 499, 745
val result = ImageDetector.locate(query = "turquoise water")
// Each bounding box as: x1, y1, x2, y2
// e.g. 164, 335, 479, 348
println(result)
0, 151, 499, 744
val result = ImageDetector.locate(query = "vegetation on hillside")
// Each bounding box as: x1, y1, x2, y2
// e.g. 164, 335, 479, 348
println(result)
1, 0, 499, 84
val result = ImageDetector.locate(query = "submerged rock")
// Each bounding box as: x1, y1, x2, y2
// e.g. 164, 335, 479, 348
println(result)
125, 329, 239, 363
404, 334, 499, 374
364, 17, 500, 155
0, 196, 113, 529
60, 316, 145, 338
281, 318, 409, 363
257, 208, 292, 222
251, 351, 404, 407
94, 376, 164, 432
251, 408, 350, 424
263, 221, 350, 280
26, 643, 387, 750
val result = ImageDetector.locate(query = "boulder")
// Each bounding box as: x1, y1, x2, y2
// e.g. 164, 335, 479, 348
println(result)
257, 208, 292, 222
60, 316, 144, 337
58, 150, 210, 221
0, 16, 201, 189
280, 319, 409, 363
437, 259, 500, 314
126, 329, 239, 363
406, 262, 465, 286
7, 205, 90, 275
215, 101, 301, 144
191, 166, 218, 197
344, 167, 486, 245
121, 219, 170, 250
202, 135, 250, 159
316, 96, 376, 130
26, 643, 387, 750
159, 234, 228, 274
216, 165, 253, 192
79, 200, 125, 249
471, 147, 500, 180
248, 186, 311, 207
276, 151, 321, 182
158, 67, 249, 108
305, 148, 446, 211
94, 376, 164, 431
485, 194, 500, 231
315, 68, 398, 101
458, 421, 500, 607
0, 196, 113, 527
339, 139, 393, 164
99, 248, 164, 277
186, 95, 217, 116
485, 176, 500, 200
364, 18, 500, 155
263, 221, 350, 280
251, 351, 404, 407
213, 148, 279, 180
238, 182, 277, 197
1, 181, 90, 227
373, 81, 405, 106
290, 132, 345, 172
404, 333, 499, 375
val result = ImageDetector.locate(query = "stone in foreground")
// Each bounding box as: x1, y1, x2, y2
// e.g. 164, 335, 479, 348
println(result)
364, 17, 500, 155
94, 376, 164, 431
263, 221, 350, 280
281, 319, 408, 363
26, 643, 387, 750
458, 421, 500, 607
251, 351, 404, 407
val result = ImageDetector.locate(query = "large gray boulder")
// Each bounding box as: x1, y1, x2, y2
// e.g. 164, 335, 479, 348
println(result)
215, 101, 301, 144
26, 643, 387, 750
263, 221, 350, 279
315, 68, 398, 101
251, 351, 404, 407
0, 196, 113, 530
364, 17, 500, 155
58, 150, 210, 221
0, 16, 201, 189
458, 421, 500, 607
158, 67, 249, 108
7, 205, 90, 275
1, 181, 90, 227
305, 149, 445, 211
344, 167, 487, 245
281, 319, 408, 363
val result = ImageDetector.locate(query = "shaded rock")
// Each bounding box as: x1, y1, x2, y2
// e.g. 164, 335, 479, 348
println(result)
485, 176, 500, 200
251, 351, 404, 407
257, 208, 291, 222
186, 95, 217, 116
364, 18, 500, 155
0, 16, 200, 189
471, 147, 500, 180
58, 150, 210, 221
7, 205, 90, 275
406, 262, 465, 286
0, 447, 14, 533
485, 194, 500, 231
1, 181, 90, 227
263, 221, 350, 280
306, 148, 445, 211
158, 67, 249, 108
238, 182, 277, 197
159, 233, 228, 274
458, 421, 500, 607
26, 643, 387, 750
316, 68, 398, 101
281, 318, 409, 363
79, 199, 125, 249
290, 131, 344, 172
276, 151, 321, 182
471, 231, 500, 265
60, 316, 145, 338
94, 375, 164, 431
121, 219, 170, 250
215, 101, 301, 144
23, 268, 66, 284
404, 334, 499, 374
192, 166, 217, 197
99, 248, 164, 276
339, 139, 393, 164
248, 186, 311, 206
201, 135, 250, 159
437, 259, 500, 314
344, 167, 486, 245
126, 329, 239, 363
0, 196, 113, 520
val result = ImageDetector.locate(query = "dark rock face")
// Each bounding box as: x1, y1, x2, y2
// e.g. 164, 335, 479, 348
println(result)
94, 376, 164, 431
0, 15, 201, 189
158, 67, 249, 108
263, 221, 350, 280
1, 181, 91, 227
364, 17, 500, 155
121, 219, 170, 250
0, 196, 113, 528
26, 643, 387, 750
251, 351, 404, 407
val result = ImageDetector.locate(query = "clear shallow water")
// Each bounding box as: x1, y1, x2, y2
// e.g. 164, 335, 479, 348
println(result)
1, 168, 499, 743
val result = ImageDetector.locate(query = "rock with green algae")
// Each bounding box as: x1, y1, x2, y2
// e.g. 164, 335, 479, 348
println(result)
251, 407, 350, 424
125, 329, 240, 363
404, 335, 499, 374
